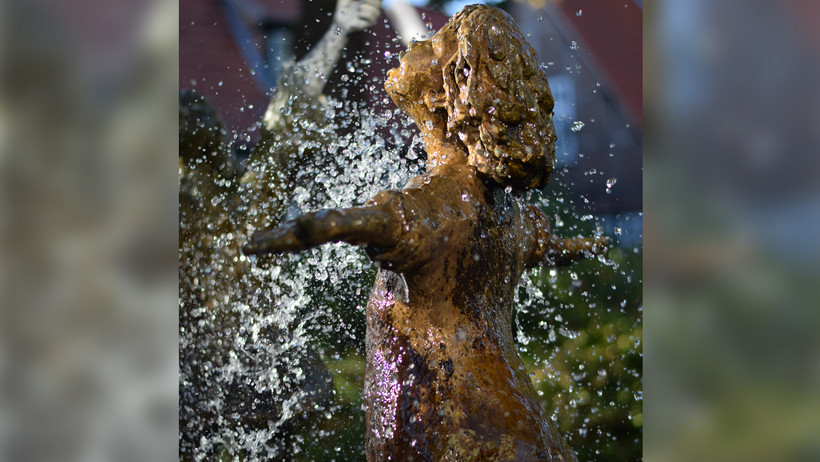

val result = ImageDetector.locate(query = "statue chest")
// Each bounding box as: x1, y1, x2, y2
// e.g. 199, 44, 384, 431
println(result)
363, 270, 550, 461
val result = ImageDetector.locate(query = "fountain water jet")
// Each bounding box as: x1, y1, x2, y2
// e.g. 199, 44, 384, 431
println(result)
179, 0, 399, 459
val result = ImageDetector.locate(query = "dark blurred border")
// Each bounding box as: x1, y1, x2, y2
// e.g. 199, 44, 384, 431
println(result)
645, 0, 820, 461
1, 0, 178, 460
2, 0, 819, 460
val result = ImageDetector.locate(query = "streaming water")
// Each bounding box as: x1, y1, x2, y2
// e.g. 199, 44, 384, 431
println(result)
180, 48, 641, 462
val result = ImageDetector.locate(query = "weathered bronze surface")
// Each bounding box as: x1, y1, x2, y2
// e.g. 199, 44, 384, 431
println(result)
244, 5, 605, 461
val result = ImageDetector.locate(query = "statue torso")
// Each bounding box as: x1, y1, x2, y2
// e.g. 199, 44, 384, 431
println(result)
363, 164, 574, 461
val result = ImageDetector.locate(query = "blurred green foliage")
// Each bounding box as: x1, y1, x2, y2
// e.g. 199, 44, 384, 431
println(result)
523, 247, 642, 462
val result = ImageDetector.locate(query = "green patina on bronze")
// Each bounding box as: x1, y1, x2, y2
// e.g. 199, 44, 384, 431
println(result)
244, 5, 605, 461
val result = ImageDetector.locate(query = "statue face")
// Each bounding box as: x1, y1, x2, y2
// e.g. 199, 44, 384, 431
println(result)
385, 31, 456, 123
385, 40, 439, 112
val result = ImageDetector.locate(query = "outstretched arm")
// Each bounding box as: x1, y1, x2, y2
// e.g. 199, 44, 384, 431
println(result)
242, 202, 399, 256
242, 188, 436, 274
522, 204, 608, 268
544, 235, 608, 266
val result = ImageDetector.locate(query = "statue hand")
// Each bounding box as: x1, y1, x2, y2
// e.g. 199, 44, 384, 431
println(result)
333, 0, 381, 33
545, 235, 610, 267
522, 204, 609, 268
242, 206, 397, 256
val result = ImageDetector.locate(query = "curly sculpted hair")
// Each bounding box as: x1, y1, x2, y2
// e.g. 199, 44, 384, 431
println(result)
438, 5, 556, 190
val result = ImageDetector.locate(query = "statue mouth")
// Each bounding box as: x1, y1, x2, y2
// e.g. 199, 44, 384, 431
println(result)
385, 83, 407, 100
386, 67, 399, 82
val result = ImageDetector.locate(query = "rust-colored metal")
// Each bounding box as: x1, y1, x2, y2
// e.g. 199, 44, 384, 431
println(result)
244, 5, 605, 461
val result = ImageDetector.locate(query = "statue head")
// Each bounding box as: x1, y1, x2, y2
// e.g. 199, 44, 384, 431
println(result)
386, 5, 557, 190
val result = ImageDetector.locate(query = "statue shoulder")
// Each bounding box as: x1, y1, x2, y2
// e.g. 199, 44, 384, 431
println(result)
404, 164, 485, 204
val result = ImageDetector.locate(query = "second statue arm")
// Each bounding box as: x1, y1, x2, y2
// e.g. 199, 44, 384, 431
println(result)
522, 204, 609, 269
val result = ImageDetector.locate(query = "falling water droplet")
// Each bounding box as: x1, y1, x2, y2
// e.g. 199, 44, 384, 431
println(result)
570, 41, 578, 50
561, 326, 580, 339
576, 10, 583, 16
606, 177, 617, 194
571, 121, 585, 132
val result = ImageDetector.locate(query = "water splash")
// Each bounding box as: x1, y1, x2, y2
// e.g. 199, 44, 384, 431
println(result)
180, 79, 421, 459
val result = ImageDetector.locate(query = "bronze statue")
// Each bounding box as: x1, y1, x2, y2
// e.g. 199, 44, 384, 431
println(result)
244, 5, 605, 461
